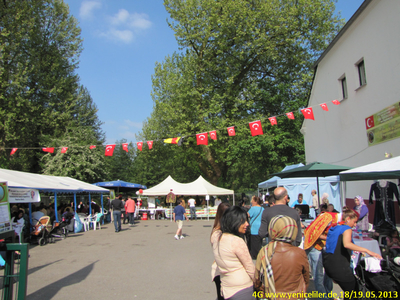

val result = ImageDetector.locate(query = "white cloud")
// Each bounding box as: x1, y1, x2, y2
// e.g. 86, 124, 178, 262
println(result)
100, 29, 134, 44
108, 9, 152, 30
79, 1, 102, 19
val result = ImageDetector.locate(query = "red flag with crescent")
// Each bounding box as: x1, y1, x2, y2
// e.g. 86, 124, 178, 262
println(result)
268, 117, 277, 126
147, 141, 153, 150
122, 143, 128, 152
320, 103, 329, 111
42, 147, 54, 153
89, 145, 96, 149
196, 132, 208, 145
249, 120, 263, 136
10, 148, 18, 155
301, 107, 315, 120
365, 116, 375, 129
332, 99, 340, 105
137, 142, 143, 151
286, 112, 295, 120
61, 147, 68, 154
227, 126, 236, 136
105, 144, 116, 156
209, 130, 217, 140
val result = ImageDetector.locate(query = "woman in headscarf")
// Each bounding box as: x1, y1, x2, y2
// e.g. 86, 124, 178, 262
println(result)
321, 193, 330, 205
353, 195, 369, 231
211, 206, 254, 300
255, 215, 309, 300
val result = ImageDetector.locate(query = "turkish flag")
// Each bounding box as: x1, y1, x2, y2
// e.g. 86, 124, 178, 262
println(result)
89, 145, 96, 149
332, 99, 340, 105
320, 103, 329, 111
209, 130, 217, 140
365, 116, 375, 129
10, 148, 18, 155
249, 120, 263, 136
227, 126, 236, 136
61, 147, 68, 154
137, 142, 143, 151
147, 141, 153, 150
196, 132, 208, 145
105, 144, 116, 156
286, 112, 295, 120
301, 107, 315, 120
268, 117, 277, 126
122, 143, 128, 152
42, 147, 54, 153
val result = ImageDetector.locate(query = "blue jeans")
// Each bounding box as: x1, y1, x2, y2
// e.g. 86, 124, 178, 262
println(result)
128, 212, 135, 225
189, 206, 197, 220
113, 211, 122, 232
306, 246, 333, 300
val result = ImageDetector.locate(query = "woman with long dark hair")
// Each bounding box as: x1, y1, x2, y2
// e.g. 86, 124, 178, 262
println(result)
247, 196, 264, 259
211, 202, 231, 300
211, 206, 254, 300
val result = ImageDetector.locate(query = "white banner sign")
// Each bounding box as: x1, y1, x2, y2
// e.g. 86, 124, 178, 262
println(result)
8, 188, 41, 203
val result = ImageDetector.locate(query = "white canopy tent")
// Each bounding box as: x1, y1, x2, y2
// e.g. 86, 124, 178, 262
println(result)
142, 175, 234, 198
142, 175, 235, 221
0, 168, 109, 223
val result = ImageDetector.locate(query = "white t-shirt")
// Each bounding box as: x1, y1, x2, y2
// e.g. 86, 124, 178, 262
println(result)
188, 198, 196, 207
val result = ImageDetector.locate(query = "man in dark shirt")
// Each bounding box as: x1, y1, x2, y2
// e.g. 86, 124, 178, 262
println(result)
111, 195, 124, 232
258, 187, 302, 246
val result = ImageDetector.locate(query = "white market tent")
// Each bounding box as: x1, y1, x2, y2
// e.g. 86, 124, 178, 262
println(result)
0, 168, 108, 194
142, 175, 234, 197
0, 168, 109, 221
339, 155, 400, 181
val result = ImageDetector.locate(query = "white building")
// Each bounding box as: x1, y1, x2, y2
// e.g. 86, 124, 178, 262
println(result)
302, 0, 400, 203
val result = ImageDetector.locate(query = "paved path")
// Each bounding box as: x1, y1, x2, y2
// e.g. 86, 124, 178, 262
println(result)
24, 219, 342, 300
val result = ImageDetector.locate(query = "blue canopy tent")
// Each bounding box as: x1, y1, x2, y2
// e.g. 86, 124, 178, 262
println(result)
93, 180, 147, 194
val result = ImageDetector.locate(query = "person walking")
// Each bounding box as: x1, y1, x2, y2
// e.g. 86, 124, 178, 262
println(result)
125, 197, 136, 226
173, 199, 188, 240
188, 197, 197, 220
111, 195, 124, 232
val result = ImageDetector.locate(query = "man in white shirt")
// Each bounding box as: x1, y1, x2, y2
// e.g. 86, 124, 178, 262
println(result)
188, 198, 197, 220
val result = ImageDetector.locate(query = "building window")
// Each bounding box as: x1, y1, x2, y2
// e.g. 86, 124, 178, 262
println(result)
341, 77, 348, 99
357, 60, 367, 86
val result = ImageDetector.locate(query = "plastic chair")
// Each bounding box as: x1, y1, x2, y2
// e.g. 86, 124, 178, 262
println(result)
78, 214, 89, 231
89, 213, 103, 230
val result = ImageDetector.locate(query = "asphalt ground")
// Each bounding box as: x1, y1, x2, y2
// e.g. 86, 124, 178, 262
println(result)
18, 219, 343, 300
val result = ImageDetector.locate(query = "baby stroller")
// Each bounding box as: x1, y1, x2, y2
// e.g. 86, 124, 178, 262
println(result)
48, 214, 75, 242
355, 256, 400, 299
30, 216, 51, 246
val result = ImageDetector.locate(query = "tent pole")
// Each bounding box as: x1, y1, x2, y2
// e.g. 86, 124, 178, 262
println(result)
233, 194, 235, 206
101, 194, 104, 224
89, 193, 92, 215
316, 177, 321, 207
170, 203, 172, 222
54, 192, 58, 222
29, 203, 32, 233
73, 193, 77, 214
340, 181, 346, 209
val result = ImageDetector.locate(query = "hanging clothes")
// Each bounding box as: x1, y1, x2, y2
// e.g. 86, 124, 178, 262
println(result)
369, 181, 400, 229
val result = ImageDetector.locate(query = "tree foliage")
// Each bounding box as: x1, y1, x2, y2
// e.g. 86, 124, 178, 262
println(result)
135, 0, 343, 192
0, 0, 105, 179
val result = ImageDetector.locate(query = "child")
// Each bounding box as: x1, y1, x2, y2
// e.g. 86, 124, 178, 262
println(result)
386, 230, 400, 258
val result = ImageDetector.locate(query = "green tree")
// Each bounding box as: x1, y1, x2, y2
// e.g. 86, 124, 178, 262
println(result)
136, 0, 342, 191
0, 0, 83, 173
104, 139, 136, 182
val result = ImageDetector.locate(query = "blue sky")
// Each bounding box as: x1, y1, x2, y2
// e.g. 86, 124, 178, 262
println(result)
64, 0, 365, 144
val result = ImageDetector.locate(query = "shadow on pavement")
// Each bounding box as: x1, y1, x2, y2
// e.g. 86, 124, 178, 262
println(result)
28, 259, 63, 276
27, 260, 98, 300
